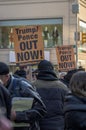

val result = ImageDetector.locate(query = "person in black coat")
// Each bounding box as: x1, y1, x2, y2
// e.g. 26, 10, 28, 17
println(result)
32, 59, 69, 130
64, 71, 86, 130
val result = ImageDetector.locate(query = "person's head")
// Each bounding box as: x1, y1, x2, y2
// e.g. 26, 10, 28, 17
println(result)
36, 59, 58, 80
19, 65, 27, 71
0, 62, 10, 86
69, 71, 86, 97
64, 69, 78, 83
14, 65, 27, 78
37, 59, 54, 73
14, 69, 26, 78
64, 68, 85, 83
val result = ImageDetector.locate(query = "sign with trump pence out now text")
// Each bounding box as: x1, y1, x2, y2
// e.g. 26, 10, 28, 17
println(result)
13, 26, 44, 65
56, 45, 76, 72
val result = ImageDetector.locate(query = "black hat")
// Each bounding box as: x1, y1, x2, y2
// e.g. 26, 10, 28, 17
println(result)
38, 60, 54, 72
64, 69, 78, 82
0, 62, 9, 75
14, 70, 26, 78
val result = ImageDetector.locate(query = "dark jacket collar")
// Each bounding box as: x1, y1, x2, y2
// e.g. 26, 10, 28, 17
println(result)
37, 71, 58, 81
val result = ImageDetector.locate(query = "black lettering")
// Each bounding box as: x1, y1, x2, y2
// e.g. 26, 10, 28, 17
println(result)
59, 62, 64, 69
60, 55, 71, 61
17, 52, 24, 61
30, 50, 39, 59
18, 35, 22, 41
26, 40, 37, 50
16, 50, 42, 62
20, 42, 26, 51
18, 34, 38, 41
32, 40, 37, 49
26, 41, 32, 50
59, 62, 75, 69
24, 51, 30, 60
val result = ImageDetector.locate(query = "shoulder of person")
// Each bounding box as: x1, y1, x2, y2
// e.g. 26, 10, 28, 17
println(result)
56, 80, 69, 91
12, 75, 35, 91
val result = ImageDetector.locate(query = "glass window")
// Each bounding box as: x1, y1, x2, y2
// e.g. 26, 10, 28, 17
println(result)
0, 18, 63, 49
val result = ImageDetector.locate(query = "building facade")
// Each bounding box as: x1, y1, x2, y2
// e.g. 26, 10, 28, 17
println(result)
0, 0, 86, 71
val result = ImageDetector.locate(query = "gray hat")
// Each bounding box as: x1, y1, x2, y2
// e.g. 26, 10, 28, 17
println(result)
0, 62, 9, 75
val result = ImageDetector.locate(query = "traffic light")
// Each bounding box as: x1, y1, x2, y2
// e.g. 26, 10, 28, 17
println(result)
82, 33, 86, 44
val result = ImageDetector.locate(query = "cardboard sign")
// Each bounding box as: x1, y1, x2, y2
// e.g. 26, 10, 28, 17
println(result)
56, 45, 76, 71
13, 26, 44, 65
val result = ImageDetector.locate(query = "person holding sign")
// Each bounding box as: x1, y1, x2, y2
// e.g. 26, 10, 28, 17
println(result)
0, 61, 46, 130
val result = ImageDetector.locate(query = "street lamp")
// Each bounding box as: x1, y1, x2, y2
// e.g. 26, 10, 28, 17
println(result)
72, 0, 79, 68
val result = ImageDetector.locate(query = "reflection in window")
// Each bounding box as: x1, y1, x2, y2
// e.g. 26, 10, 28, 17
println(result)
42, 24, 62, 47
0, 27, 14, 49
0, 18, 63, 49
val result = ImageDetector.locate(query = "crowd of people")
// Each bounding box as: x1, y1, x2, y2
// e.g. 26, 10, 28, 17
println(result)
0, 60, 86, 130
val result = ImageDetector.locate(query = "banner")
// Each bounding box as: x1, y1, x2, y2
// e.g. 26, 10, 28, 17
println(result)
56, 45, 76, 71
13, 26, 44, 65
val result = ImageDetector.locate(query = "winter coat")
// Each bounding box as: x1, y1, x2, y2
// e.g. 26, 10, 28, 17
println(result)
32, 71, 69, 130
6, 75, 46, 130
64, 93, 86, 130
0, 83, 11, 119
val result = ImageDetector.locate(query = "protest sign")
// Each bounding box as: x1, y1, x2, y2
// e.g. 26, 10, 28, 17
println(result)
12, 97, 33, 127
13, 26, 44, 65
56, 45, 76, 71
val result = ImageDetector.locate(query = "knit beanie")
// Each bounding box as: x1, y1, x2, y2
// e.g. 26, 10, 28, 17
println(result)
0, 62, 9, 75
64, 69, 78, 82
38, 60, 54, 72
14, 70, 26, 78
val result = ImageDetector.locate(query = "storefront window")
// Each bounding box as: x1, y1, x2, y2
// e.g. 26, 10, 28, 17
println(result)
0, 18, 63, 49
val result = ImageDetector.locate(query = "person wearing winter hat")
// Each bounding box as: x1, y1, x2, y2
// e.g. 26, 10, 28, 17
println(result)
36, 59, 58, 80
60, 68, 85, 88
32, 59, 69, 130
0, 61, 46, 130
14, 65, 27, 78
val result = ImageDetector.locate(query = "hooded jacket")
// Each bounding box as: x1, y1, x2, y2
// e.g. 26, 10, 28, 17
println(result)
32, 69, 69, 130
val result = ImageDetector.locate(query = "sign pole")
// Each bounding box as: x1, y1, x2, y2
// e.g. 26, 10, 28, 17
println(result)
72, 1, 79, 68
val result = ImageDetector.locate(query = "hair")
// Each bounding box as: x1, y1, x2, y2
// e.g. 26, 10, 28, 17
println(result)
69, 71, 86, 97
